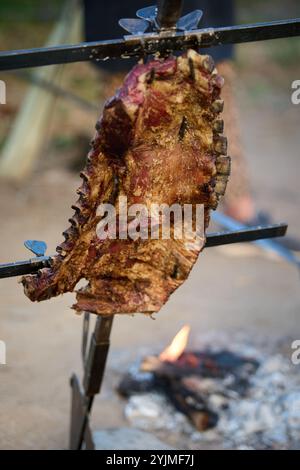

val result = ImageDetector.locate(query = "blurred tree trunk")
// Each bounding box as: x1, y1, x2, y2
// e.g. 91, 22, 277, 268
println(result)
0, 0, 82, 180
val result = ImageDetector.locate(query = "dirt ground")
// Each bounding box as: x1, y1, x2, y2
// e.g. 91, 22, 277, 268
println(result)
1, 17, 300, 449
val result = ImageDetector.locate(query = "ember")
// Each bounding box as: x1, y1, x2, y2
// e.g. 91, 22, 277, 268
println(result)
118, 327, 259, 431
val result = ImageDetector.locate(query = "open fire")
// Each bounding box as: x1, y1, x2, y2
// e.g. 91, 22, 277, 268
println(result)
159, 325, 191, 363
118, 326, 259, 431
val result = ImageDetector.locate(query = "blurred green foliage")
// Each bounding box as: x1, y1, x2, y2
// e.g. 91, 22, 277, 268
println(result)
237, 0, 300, 67
52, 134, 77, 150
265, 37, 300, 67
0, 0, 63, 23
0, 0, 298, 24
237, 0, 300, 23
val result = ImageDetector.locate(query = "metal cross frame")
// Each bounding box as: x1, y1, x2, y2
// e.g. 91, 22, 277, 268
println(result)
0, 225, 287, 450
69, 224, 288, 450
0, 0, 298, 451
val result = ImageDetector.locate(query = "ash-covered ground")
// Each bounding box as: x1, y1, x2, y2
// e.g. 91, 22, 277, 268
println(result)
116, 332, 300, 450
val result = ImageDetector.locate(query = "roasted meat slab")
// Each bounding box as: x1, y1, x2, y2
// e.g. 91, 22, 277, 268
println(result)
22, 49, 230, 316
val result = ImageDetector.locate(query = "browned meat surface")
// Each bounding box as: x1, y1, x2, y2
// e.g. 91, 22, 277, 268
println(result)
21, 49, 230, 316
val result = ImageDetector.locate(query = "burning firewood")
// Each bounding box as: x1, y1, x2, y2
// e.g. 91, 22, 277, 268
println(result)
118, 326, 259, 431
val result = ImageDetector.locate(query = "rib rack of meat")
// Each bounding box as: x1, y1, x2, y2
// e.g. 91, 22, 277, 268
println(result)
21, 49, 230, 316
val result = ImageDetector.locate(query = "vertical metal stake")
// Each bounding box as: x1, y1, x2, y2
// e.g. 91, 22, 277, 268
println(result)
69, 313, 114, 450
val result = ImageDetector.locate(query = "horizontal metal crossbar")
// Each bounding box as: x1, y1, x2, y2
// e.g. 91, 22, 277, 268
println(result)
0, 18, 299, 71
0, 224, 288, 279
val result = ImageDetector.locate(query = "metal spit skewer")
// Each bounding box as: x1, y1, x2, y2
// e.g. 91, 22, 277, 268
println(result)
0, 224, 288, 279
0, 18, 300, 71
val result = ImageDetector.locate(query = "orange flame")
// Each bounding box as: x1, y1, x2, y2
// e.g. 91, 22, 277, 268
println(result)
159, 325, 190, 362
